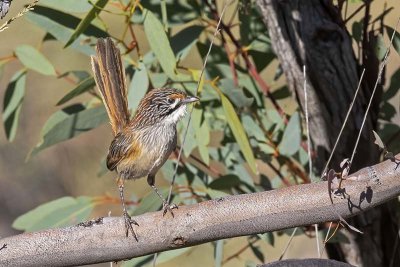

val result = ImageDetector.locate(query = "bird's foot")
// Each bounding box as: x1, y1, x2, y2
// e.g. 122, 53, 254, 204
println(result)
122, 211, 139, 241
162, 201, 178, 217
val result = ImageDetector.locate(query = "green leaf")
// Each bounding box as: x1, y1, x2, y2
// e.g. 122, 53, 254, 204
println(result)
220, 78, 253, 108
27, 5, 107, 53
215, 240, 224, 267
13, 196, 94, 232
379, 102, 396, 121
156, 247, 192, 264
383, 68, 400, 101
120, 255, 152, 267
15, 45, 56, 76
132, 188, 169, 216
171, 25, 204, 60
39, 0, 93, 13
198, 144, 210, 165
64, 0, 109, 48
182, 107, 201, 157
57, 77, 95, 105
249, 243, 264, 263
128, 62, 149, 111
206, 188, 230, 199
26, 9, 94, 55
386, 26, 400, 56
197, 121, 210, 164
218, 91, 257, 173
352, 21, 363, 43
258, 232, 274, 246
278, 112, 301, 157
374, 34, 386, 61
143, 9, 189, 81
2, 70, 26, 141
29, 105, 108, 158
209, 175, 241, 190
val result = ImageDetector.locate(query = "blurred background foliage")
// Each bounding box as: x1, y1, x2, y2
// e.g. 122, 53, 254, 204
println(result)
0, 0, 399, 266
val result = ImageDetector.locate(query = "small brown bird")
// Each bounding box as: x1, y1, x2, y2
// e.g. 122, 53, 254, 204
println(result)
91, 38, 199, 240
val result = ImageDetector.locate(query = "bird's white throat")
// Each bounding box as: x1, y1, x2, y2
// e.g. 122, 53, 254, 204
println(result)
163, 105, 187, 124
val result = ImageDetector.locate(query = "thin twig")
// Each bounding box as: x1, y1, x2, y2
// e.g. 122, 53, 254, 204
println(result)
303, 65, 313, 181
314, 224, 320, 258
220, 31, 238, 86
349, 17, 400, 168
304, 65, 320, 256
278, 227, 298, 260
320, 68, 365, 178
321, 221, 333, 258
166, 0, 233, 208
0, 0, 39, 32
222, 237, 258, 264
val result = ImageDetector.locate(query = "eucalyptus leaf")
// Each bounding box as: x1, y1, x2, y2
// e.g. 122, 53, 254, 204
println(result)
258, 232, 274, 246
215, 240, 224, 267
39, 0, 93, 13
120, 255, 152, 267
208, 175, 241, 190
143, 9, 189, 81
29, 105, 108, 158
57, 77, 96, 105
15, 45, 56, 76
379, 102, 396, 121
65, 0, 109, 47
352, 21, 363, 43
218, 91, 257, 173
26, 8, 95, 55
241, 114, 266, 142
171, 25, 204, 60
278, 112, 301, 157
132, 188, 169, 215
198, 144, 210, 165
13, 196, 94, 232
386, 26, 400, 55
220, 78, 253, 108
156, 247, 192, 264
206, 188, 230, 199
183, 107, 202, 157
128, 62, 149, 111
383, 68, 400, 101
2, 70, 26, 141
374, 34, 386, 61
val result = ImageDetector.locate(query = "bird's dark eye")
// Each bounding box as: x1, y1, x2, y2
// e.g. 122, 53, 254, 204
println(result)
167, 98, 175, 104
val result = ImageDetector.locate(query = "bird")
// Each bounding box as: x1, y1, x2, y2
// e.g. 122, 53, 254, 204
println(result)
90, 38, 199, 240
0, 0, 11, 19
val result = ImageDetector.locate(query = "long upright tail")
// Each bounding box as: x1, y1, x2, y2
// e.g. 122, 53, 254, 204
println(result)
91, 38, 129, 135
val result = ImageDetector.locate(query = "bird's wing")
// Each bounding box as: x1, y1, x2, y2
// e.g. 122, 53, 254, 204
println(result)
106, 131, 141, 171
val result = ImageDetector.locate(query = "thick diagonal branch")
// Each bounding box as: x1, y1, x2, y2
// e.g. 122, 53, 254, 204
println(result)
0, 156, 399, 267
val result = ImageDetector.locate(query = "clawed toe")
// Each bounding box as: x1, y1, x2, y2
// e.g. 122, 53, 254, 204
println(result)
162, 202, 178, 217
123, 212, 139, 241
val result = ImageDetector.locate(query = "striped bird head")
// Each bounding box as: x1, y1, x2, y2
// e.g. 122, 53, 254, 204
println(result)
132, 88, 199, 127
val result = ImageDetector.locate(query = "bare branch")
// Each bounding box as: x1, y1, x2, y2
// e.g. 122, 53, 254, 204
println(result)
0, 156, 399, 266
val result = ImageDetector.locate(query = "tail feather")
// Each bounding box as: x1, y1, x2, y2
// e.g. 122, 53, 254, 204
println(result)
91, 38, 129, 135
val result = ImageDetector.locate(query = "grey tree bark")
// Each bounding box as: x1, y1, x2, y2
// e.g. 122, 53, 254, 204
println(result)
256, 0, 399, 266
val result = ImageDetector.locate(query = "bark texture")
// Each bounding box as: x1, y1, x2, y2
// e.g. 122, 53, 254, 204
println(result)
256, 0, 397, 266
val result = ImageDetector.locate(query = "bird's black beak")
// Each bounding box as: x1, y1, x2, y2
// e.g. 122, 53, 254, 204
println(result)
182, 96, 199, 104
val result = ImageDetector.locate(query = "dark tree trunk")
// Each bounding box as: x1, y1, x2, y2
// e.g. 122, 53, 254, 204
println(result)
256, 0, 399, 266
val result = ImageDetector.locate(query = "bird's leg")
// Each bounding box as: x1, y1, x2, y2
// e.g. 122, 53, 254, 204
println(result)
117, 177, 139, 240
147, 174, 178, 217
